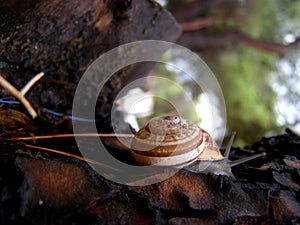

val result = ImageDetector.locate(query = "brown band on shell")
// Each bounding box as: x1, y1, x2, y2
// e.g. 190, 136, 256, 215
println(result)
131, 116, 204, 157
131, 133, 204, 157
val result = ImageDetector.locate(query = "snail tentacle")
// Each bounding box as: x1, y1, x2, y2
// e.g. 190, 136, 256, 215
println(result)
228, 152, 266, 167
186, 132, 265, 177
223, 132, 266, 168
224, 131, 236, 159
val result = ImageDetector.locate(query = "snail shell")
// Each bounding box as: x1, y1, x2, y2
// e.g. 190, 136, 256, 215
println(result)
131, 115, 221, 167
131, 115, 265, 176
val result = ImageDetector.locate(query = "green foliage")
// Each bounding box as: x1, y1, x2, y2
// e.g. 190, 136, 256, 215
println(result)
199, 0, 300, 144
157, 0, 300, 144
243, 0, 279, 39
244, 0, 300, 40
137, 63, 200, 126
152, 64, 200, 122
217, 48, 279, 144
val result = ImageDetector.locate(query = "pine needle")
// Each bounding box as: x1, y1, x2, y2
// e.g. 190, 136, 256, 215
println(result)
25, 144, 119, 171
11, 133, 134, 141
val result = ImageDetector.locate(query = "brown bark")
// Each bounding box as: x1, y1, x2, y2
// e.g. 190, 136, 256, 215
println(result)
1, 129, 299, 224
0, 0, 181, 133
1, 1, 300, 225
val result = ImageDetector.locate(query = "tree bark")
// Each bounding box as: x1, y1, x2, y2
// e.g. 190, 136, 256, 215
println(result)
0, 0, 181, 133
1, 129, 300, 224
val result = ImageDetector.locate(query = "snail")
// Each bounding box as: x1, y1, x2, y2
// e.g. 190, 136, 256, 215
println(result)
10, 115, 265, 177
130, 115, 265, 176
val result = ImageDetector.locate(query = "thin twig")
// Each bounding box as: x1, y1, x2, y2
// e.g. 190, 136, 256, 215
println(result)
180, 16, 224, 31
0, 74, 37, 118
10, 133, 135, 141
25, 144, 120, 171
20, 72, 45, 95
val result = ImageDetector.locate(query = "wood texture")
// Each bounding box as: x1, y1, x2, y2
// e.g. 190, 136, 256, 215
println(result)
0, 0, 181, 133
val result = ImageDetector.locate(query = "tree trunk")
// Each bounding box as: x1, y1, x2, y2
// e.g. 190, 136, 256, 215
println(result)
0, 0, 181, 133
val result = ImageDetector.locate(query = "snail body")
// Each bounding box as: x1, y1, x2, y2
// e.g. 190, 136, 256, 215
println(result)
131, 115, 265, 176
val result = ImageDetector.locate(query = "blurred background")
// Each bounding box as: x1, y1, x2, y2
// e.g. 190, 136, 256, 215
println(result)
118, 0, 300, 145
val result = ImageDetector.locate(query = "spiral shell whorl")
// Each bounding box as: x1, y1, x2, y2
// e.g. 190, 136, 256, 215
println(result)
131, 116, 205, 167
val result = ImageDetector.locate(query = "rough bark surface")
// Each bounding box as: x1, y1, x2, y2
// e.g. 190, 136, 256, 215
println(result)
0, 130, 300, 224
1, 1, 300, 225
0, 0, 181, 133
